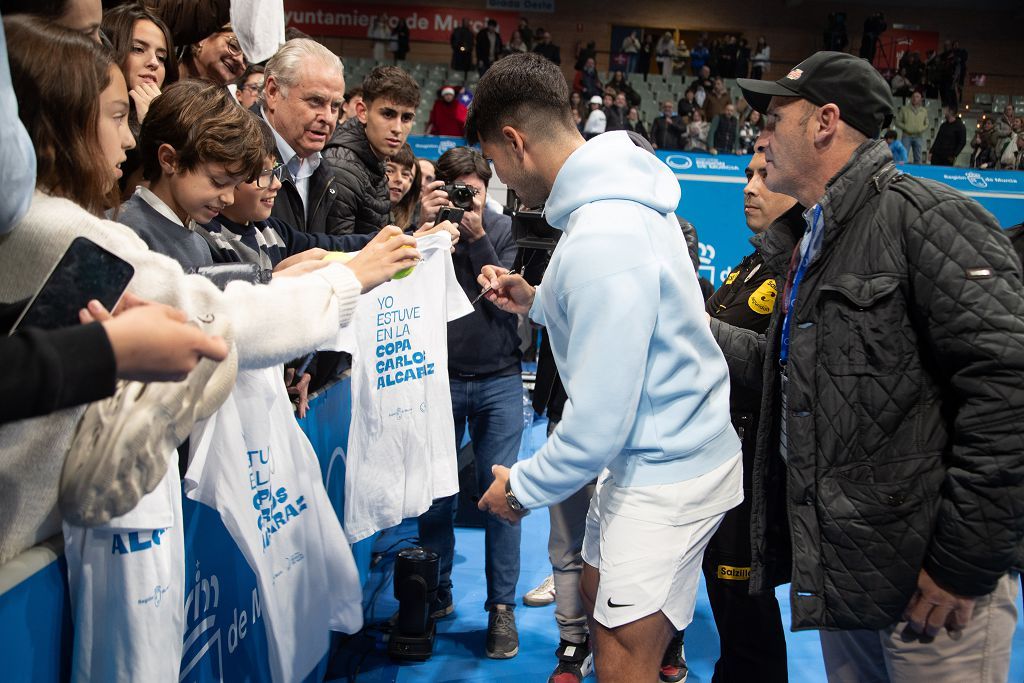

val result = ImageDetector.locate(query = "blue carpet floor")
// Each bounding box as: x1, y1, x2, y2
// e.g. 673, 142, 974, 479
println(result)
326, 417, 1024, 682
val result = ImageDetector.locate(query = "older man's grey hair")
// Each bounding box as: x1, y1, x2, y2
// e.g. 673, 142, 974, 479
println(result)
264, 38, 344, 94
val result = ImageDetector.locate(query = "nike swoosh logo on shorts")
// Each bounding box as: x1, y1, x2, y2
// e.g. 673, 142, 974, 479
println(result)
607, 598, 635, 608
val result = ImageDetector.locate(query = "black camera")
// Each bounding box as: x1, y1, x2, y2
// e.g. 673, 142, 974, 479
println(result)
440, 182, 478, 210
508, 190, 561, 286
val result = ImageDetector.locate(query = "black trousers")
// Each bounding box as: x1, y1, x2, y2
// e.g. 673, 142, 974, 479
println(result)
700, 490, 788, 683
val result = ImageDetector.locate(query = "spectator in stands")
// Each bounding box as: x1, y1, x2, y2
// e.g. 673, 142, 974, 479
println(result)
417, 146, 522, 660
937, 47, 959, 109
889, 67, 912, 98
690, 38, 709, 76
258, 39, 346, 235
583, 95, 606, 139
573, 39, 596, 72
533, 29, 561, 65
655, 31, 676, 77
675, 38, 690, 75
518, 17, 532, 50
323, 65, 420, 234
608, 71, 641, 107
997, 130, 1020, 169
686, 108, 710, 151
638, 33, 653, 76
884, 129, 909, 164
734, 50, 1024, 683
426, 86, 464, 137
178, 25, 245, 86
738, 109, 763, 153
708, 102, 740, 155
504, 29, 527, 56
718, 35, 737, 79
859, 12, 886, 63
573, 56, 602, 101
930, 107, 967, 166
235, 64, 264, 109
384, 144, 420, 229
894, 91, 929, 164
687, 66, 714, 109
340, 86, 362, 125
736, 37, 751, 79
101, 3, 177, 199
621, 30, 640, 74
604, 92, 628, 131
391, 16, 409, 62
749, 36, 770, 80
1007, 134, 1024, 171
970, 118, 998, 169
649, 100, 685, 150
704, 77, 732, 121
901, 51, 925, 88
923, 49, 941, 100
450, 18, 474, 76
625, 106, 648, 139
696, 143, 801, 683
0, 15, 419, 566
677, 88, 698, 122
475, 18, 502, 76
995, 103, 1016, 146
368, 13, 389, 63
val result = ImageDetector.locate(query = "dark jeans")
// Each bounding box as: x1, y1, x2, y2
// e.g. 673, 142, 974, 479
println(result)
418, 373, 523, 609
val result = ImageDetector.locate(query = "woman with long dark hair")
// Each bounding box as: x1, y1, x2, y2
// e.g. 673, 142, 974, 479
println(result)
101, 3, 178, 197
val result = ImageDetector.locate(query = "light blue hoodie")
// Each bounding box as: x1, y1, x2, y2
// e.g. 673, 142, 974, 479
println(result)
510, 131, 740, 509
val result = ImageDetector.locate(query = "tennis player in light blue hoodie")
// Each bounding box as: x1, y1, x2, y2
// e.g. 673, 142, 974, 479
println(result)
470, 53, 742, 682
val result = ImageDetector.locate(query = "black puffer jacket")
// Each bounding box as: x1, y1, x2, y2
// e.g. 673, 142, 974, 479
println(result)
712, 140, 1024, 631
321, 118, 392, 235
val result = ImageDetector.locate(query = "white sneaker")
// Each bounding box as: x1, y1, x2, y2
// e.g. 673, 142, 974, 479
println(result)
60, 312, 237, 526
524, 573, 556, 606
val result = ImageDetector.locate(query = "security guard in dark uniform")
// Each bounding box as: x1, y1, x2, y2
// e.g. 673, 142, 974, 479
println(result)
698, 150, 804, 683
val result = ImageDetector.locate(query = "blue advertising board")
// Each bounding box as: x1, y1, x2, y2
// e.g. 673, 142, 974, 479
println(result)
412, 137, 1024, 289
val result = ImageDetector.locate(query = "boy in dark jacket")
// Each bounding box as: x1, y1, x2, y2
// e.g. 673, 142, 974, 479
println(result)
322, 65, 420, 235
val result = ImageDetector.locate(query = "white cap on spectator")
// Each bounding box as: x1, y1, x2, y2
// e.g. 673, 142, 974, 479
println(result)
589, 95, 602, 105
441, 86, 456, 96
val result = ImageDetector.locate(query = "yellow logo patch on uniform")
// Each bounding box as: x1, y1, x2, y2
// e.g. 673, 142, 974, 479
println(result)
747, 279, 777, 315
717, 564, 751, 581
724, 271, 739, 286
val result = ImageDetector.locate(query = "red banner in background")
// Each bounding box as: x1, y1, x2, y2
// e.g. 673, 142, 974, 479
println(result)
872, 28, 940, 73
283, 2, 519, 43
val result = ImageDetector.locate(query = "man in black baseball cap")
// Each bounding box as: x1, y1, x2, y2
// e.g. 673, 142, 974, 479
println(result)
737, 51, 893, 139
707, 50, 1024, 683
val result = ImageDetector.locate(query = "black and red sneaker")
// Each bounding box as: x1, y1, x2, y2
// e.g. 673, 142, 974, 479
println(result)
547, 637, 594, 683
659, 631, 688, 683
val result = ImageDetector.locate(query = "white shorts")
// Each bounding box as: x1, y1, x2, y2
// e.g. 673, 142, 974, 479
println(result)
581, 453, 742, 630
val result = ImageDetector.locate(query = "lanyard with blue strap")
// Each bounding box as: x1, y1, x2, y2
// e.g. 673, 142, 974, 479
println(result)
779, 205, 824, 365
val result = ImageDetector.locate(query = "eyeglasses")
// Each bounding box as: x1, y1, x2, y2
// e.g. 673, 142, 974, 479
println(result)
255, 163, 286, 188
240, 82, 262, 93
223, 35, 242, 57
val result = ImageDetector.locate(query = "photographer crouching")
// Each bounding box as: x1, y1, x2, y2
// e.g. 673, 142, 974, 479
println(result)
416, 148, 525, 659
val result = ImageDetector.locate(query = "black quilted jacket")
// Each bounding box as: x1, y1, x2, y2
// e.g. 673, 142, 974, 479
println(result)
321, 118, 392, 235
712, 139, 1024, 631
